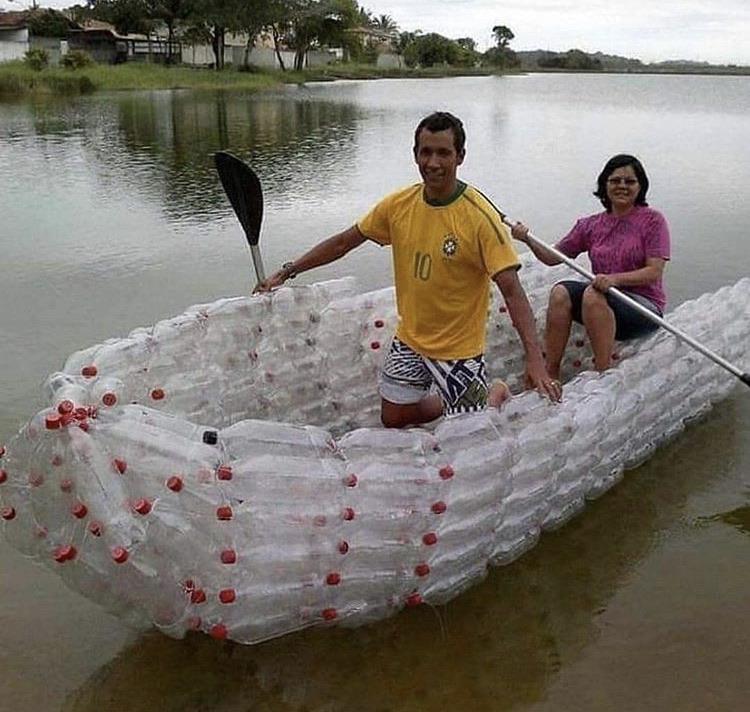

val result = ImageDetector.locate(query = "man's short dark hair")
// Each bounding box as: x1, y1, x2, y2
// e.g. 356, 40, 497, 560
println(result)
413, 112, 466, 154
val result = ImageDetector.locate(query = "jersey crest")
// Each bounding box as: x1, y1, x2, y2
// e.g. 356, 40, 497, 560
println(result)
442, 234, 458, 258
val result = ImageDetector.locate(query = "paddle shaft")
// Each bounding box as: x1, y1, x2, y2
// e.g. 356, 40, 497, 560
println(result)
503, 218, 750, 387
250, 244, 266, 283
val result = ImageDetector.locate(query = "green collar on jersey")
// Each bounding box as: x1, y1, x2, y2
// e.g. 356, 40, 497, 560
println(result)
423, 180, 467, 206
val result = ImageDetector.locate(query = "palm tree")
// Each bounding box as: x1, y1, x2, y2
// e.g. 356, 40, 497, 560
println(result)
372, 13, 398, 33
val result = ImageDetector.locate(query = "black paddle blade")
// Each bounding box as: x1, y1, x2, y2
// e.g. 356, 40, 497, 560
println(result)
214, 151, 263, 246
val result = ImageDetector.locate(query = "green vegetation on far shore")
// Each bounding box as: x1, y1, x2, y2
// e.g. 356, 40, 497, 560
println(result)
0, 61, 499, 99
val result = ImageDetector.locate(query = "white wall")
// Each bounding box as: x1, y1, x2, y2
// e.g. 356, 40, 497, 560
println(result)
0, 28, 29, 62
181, 43, 334, 70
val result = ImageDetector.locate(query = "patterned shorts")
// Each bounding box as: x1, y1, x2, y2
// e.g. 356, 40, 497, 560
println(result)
378, 338, 489, 415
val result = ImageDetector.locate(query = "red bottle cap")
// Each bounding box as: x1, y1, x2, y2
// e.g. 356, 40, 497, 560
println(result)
438, 465, 455, 480
219, 588, 236, 604
57, 400, 74, 415
74, 407, 88, 421
54, 545, 77, 562
216, 465, 233, 481
150, 388, 165, 401
220, 549, 237, 564
1, 506, 15, 520
81, 365, 98, 377
71, 502, 88, 519
322, 608, 338, 621
422, 532, 438, 546
338, 540, 349, 555
113, 458, 127, 474
343, 473, 358, 487
191, 589, 207, 604
45, 414, 61, 430
210, 623, 228, 640
166, 475, 183, 492
374, 319, 385, 328
370, 341, 381, 350
60, 479, 74, 493
431, 501, 447, 515
112, 546, 129, 564
341, 507, 355, 521
216, 506, 233, 521
28, 472, 44, 487
0, 469, 7, 485
415, 563, 430, 577
406, 592, 423, 607
326, 572, 341, 586
133, 498, 152, 515
102, 392, 117, 407
88, 521, 103, 536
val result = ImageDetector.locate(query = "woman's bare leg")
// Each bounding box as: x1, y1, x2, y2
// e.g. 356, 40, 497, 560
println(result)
581, 286, 616, 371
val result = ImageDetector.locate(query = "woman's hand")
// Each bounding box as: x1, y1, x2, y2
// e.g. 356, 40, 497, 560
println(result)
511, 221, 530, 243
591, 274, 617, 292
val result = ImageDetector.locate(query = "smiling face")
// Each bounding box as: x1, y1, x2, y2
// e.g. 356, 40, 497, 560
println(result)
414, 128, 465, 201
605, 164, 640, 215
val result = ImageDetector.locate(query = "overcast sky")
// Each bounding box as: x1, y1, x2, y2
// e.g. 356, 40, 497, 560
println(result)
5, 0, 749, 65
363, 0, 750, 64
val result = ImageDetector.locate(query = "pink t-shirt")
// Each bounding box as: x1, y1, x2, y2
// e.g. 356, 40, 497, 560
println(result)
556, 205, 671, 311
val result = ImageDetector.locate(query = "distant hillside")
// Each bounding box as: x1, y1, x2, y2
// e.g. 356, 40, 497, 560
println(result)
516, 49, 749, 74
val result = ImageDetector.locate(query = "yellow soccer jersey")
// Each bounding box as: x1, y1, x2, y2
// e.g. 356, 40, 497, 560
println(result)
357, 182, 520, 360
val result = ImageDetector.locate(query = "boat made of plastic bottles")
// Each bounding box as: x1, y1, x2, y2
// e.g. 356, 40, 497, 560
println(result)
2, 255, 748, 644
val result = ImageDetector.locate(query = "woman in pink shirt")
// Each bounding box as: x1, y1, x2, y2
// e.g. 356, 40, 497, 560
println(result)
512, 154, 671, 379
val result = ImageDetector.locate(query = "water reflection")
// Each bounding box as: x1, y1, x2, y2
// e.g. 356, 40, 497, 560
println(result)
701, 504, 750, 536
3, 89, 363, 227
62, 401, 743, 712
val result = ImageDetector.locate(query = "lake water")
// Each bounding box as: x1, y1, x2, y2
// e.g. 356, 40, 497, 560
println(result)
1, 73, 749, 711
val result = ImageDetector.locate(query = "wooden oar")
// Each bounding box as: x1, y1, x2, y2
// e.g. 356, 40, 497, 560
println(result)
214, 151, 266, 283
501, 216, 750, 388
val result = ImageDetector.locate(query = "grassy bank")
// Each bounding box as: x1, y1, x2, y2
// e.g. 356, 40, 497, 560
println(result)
0, 60, 496, 98
0, 61, 283, 97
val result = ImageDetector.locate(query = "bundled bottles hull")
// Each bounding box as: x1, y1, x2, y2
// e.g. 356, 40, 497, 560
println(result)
1, 259, 748, 644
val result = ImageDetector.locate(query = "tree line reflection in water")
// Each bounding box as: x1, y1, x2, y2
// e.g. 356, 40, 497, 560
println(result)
23, 88, 363, 225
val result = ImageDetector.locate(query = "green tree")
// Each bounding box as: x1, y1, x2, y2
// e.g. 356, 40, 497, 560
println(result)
27, 9, 77, 37
147, 0, 194, 62
492, 24, 514, 48
403, 32, 459, 68
372, 13, 397, 33
484, 24, 518, 69
86, 0, 154, 36
282, 0, 360, 71
456, 37, 476, 52
187, 0, 245, 69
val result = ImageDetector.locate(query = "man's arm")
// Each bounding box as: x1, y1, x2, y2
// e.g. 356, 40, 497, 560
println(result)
253, 225, 368, 292
492, 267, 562, 402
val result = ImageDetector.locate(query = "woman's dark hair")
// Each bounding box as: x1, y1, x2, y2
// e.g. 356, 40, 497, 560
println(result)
413, 112, 466, 154
594, 154, 650, 211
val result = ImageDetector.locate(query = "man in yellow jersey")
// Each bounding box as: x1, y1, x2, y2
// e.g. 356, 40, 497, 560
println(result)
255, 112, 561, 427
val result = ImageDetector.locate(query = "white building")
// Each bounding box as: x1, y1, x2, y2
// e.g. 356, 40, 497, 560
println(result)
0, 10, 29, 62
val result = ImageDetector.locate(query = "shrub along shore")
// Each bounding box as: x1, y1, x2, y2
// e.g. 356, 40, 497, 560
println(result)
0, 60, 496, 98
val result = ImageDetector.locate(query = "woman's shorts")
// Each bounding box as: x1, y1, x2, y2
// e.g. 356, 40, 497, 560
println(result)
378, 338, 488, 415
557, 280, 662, 341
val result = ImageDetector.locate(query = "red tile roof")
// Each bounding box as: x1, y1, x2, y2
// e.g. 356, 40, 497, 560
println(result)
0, 11, 28, 30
